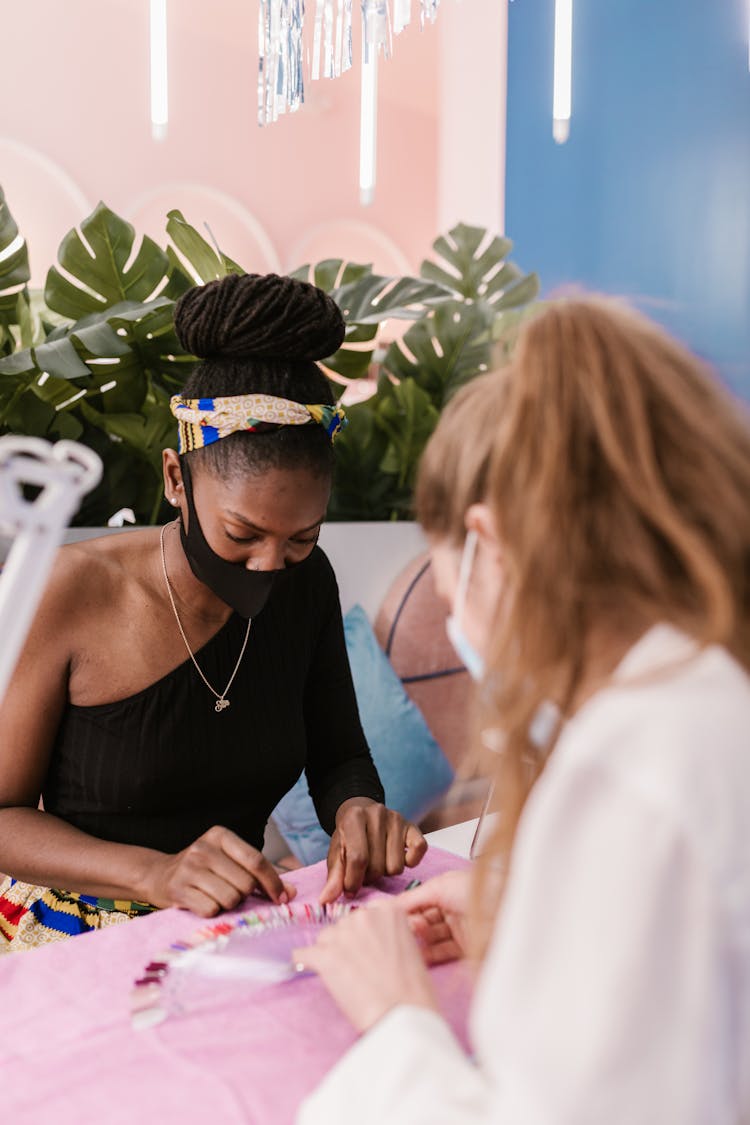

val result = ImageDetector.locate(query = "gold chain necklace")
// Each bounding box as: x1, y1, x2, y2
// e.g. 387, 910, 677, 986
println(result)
160, 522, 252, 713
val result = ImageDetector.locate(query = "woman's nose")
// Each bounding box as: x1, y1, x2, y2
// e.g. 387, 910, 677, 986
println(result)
246, 543, 286, 572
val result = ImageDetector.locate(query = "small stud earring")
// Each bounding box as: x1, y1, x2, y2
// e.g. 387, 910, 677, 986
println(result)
170, 497, 179, 507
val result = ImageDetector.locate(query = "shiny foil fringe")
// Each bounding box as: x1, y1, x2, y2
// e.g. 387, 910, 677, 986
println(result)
420, 0, 441, 27
259, 0, 441, 125
311, 0, 354, 80
258, 0, 305, 125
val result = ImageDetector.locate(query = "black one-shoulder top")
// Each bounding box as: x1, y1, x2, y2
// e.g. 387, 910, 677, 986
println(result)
43, 547, 384, 854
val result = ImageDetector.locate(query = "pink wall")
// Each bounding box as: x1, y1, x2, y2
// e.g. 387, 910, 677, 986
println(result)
0, 0, 440, 277
439, 0, 507, 234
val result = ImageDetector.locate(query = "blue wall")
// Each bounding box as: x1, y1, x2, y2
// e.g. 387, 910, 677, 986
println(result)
506, 0, 750, 395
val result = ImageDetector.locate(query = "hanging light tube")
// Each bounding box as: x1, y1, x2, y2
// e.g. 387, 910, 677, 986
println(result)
150, 0, 169, 140
552, 0, 573, 144
359, 44, 378, 205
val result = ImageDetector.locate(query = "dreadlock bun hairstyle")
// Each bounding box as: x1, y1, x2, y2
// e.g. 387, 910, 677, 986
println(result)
174, 272, 346, 478
175, 272, 346, 362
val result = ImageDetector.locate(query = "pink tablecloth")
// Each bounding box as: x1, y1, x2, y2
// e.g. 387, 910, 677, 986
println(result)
0, 848, 471, 1124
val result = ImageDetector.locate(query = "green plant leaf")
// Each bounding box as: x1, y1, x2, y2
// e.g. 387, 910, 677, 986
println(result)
3, 387, 56, 436
327, 400, 406, 521
0, 186, 31, 325
291, 260, 452, 384
33, 336, 93, 381
491, 303, 546, 363
98, 297, 196, 391
491, 270, 541, 311
291, 260, 373, 291
373, 377, 440, 491
0, 202, 541, 527
383, 300, 494, 409
45, 202, 171, 319
0, 347, 37, 379
16, 291, 45, 349
71, 421, 158, 527
81, 399, 176, 475
48, 410, 84, 442
421, 222, 539, 310
332, 273, 450, 325
166, 210, 245, 283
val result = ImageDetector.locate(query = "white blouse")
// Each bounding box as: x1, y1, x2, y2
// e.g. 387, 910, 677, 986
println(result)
298, 626, 750, 1124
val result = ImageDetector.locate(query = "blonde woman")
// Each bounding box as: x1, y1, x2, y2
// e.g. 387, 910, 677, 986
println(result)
295, 298, 750, 1123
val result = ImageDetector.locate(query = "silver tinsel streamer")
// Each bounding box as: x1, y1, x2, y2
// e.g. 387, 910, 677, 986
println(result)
257, 0, 443, 126
392, 0, 412, 35
258, 0, 305, 125
361, 0, 390, 63
420, 0, 441, 27
312, 0, 354, 78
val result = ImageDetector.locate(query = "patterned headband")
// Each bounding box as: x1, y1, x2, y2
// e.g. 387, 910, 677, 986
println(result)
170, 394, 348, 454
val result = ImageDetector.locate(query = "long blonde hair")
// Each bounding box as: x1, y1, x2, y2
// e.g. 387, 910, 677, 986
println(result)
416, 295, 750, 956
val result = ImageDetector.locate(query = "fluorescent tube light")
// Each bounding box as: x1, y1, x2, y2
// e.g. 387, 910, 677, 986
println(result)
553, 0, 573, 144
359, 50, 378, 205
150, 0, 169, 141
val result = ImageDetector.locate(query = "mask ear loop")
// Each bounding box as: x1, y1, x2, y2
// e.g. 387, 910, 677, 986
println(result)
469, 779, 496, 862
453, 529, 479, 630
453, 529, 486, 861
469, 702, 563, 862
177, 455, 195, 531
469, 724, 503, 861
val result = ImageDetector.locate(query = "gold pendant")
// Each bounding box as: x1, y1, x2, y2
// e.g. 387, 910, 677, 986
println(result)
215, 698, 230, 713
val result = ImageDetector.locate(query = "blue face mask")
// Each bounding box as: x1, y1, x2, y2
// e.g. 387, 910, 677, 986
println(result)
445, 530, 486, 681
446, 532, 562, 771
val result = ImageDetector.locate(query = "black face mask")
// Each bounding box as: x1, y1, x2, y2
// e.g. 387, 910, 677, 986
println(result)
179, 459, 281, 619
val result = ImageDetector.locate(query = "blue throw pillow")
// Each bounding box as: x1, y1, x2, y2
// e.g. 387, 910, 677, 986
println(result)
271, 603, 455, 865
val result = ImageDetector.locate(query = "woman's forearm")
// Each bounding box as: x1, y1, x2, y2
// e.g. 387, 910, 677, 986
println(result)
0, 806, 164, 902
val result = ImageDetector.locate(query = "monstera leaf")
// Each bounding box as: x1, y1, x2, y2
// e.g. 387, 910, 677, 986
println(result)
0, 295, 189, 413
73, 423, 162, 527
0, 202, 240, 525
0, 190, 541, 526
325, 229, 541, 521
421, 223, 539, 312
327, 400, 399, 521
45, 203, 172, 320
165, 209, 244, 286
290, 260, 377, 382
291, 260, 371, 292
332, 272, 449, 325
292, 259, 451, 383
81, 395, 176, 477
375, 378, 440, 487
491, 302, 547, 366
328, 378, 440, 521
383, 300, 494, 410
0, 187, 30, 325
98, 297, 195, 392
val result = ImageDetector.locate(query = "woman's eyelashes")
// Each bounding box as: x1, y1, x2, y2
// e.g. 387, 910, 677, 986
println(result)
223, 529, 319, 547
224, 530, 259, 544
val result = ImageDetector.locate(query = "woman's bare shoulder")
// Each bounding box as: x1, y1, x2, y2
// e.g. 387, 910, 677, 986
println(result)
45, 528, 161, 626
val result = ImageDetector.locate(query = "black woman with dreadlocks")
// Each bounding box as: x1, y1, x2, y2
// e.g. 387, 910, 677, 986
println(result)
0, 273, 426, 952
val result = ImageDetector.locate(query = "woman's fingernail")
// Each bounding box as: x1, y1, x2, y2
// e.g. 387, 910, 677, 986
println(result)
279, 891, 289, 904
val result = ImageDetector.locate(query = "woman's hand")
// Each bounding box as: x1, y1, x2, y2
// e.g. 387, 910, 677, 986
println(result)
142, 825, 297, 917
395, 870, 471, 965
320, 798, 427, 904
293, 901, 437, 1033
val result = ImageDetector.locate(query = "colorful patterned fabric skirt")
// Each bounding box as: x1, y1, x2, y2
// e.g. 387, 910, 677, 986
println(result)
0, 876, 156, 953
